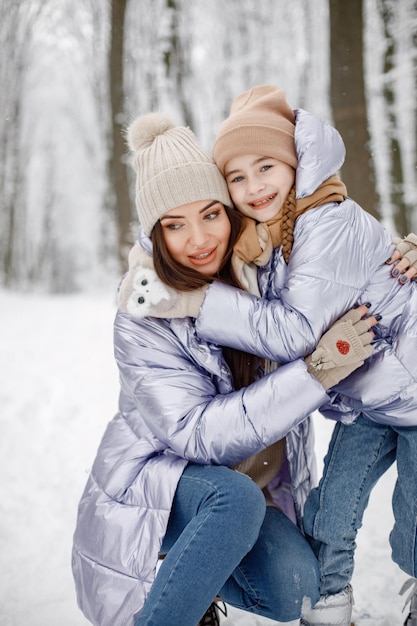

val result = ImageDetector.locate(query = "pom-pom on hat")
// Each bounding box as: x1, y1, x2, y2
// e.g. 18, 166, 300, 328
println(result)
213, 85, 297, 175
127, 112, 231, 235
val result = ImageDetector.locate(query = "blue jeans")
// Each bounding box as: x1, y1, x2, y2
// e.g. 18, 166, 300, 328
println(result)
303, 415, 417, 595
135, 463, 320, 625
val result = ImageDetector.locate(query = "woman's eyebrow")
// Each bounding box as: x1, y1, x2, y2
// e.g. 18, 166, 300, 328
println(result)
160, 200, 219, 221
160, 214, 184, 221
199, 200, 219, 213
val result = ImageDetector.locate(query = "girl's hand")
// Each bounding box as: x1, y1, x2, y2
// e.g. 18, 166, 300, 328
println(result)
305, 304, 380, 390
386, 233, 417, 284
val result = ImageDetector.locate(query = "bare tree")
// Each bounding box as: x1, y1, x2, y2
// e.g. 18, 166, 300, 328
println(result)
0, 0, 46, 285
162, 0, 194, 127
72, 0, 117, 265
378, 0, 412, 235
109, 0, 134, 273
329, 0, 380, 219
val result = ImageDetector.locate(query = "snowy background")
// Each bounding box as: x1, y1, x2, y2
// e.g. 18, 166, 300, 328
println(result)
0, 288, 411, 626
2, 0, 416, 295
1, 1, 416, 624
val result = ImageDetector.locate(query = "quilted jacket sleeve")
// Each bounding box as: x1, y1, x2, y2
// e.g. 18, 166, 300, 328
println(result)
114, 312, 328, 468
196, 200, 390, 363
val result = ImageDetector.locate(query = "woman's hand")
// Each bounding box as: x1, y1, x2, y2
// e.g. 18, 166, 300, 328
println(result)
386, 233, 417, 284
118, 243, 207, 319
305, 304, 380, 390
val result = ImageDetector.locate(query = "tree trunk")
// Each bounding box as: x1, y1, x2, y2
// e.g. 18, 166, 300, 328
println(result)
163, 0, 194, 127
109, 0, 133, 273
0, 0, 41, 286
379, 0, 409, 235
330, 0, 380, 219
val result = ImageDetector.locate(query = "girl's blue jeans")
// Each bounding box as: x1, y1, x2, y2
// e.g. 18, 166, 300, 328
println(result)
135, 463, 320, 625
303, 415, 417, 595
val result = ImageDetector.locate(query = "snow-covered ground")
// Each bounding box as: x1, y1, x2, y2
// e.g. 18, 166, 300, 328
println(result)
0, 289, 410, 625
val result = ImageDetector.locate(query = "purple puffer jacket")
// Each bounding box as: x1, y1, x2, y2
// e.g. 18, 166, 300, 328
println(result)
196, 109, 417, 427
72, 307, 327, 626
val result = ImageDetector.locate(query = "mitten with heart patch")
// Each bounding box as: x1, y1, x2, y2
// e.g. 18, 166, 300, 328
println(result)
305, 308, 373, 390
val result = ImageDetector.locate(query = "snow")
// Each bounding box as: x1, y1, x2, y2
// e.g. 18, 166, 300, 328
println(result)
0, 289, 410, 625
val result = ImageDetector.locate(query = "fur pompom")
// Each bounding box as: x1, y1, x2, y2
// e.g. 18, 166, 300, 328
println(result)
127, 113, 175, 152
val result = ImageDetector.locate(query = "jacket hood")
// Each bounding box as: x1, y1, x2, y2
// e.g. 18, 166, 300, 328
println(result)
294, 109, 346, 200
138, 226, 153, 255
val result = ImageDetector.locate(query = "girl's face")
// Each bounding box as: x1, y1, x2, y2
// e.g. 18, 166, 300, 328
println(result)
224, 154, 295, 222
160, 199, 231, 275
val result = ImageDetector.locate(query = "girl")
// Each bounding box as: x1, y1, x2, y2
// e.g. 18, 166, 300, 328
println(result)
209, 85, 417, 626
72, 112, 376, 626
123, 86, 417, 625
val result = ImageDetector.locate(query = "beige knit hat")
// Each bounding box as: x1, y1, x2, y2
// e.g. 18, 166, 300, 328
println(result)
213, 85, 297, 175
127, 113, 232, 236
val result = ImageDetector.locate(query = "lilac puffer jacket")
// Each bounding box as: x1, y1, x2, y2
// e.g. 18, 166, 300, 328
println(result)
196, 109, 417, 427
72, 307, 327, 626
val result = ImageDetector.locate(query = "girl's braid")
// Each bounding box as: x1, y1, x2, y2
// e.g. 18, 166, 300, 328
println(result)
281, 186, 296, 264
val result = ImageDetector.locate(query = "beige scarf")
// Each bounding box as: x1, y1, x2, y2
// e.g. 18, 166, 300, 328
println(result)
233, 175, 347, 283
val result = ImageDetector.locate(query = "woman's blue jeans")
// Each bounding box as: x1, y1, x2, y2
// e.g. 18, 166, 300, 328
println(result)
303, 415, 417, 595
135, 463, 320, 625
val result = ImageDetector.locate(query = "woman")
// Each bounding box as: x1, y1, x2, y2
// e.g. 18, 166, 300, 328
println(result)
71, 113, 377, 626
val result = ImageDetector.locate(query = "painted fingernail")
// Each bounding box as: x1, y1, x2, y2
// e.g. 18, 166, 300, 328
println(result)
365, 302, 372, 308
375, 314, 382, 321
400, 275, 407, 283
385, 258, 392, 264
393, 269, 399, 277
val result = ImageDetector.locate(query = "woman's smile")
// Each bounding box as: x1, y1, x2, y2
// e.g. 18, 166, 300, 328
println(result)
188, 246, 218, 265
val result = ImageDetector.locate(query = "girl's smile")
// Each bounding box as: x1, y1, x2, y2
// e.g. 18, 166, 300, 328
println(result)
249, 193, 278, 210
225, 154, 295, 222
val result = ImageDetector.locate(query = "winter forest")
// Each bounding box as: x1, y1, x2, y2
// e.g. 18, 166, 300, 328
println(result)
1, 0, 417, 293
2, 1, 417, 626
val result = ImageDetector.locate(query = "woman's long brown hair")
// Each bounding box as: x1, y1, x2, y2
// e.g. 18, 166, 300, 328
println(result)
151, 206, 258, 389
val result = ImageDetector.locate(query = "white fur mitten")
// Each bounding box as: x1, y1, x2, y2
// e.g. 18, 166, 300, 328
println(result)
118, 244, 207, 319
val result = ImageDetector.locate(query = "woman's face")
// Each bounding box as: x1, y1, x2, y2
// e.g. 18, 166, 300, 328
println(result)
160, 200, 231, 275
224, 154, 295, 223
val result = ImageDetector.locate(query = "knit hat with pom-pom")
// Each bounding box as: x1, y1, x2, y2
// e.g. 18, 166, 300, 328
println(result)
127, 113, 231, 235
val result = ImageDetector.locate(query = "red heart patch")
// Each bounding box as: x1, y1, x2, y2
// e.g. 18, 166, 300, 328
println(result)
336, 340, 350, 355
